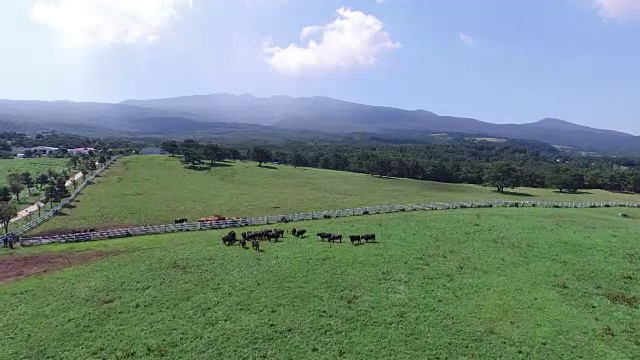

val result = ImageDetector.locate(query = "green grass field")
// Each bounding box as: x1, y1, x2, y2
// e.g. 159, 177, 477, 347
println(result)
2, 207, 639, 359
32, 155, 640, 235
0, 158, 69, 187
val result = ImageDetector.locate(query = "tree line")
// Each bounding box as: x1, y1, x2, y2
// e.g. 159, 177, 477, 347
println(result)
0, 154, 107, 234
163, 138, 640, 195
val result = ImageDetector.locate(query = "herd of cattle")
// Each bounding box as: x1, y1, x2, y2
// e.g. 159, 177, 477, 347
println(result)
219, 228, 377, 251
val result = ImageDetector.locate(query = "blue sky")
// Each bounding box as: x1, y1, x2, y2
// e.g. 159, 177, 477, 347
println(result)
0, 0, 639, 133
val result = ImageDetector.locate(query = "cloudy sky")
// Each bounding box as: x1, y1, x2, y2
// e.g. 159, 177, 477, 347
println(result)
0, 0, 639, 133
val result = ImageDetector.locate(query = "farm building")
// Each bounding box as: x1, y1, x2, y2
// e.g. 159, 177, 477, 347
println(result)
69, 147, 96, 156
12, 146, 59, 156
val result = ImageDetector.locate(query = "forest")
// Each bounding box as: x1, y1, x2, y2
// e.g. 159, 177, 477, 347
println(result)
161, 138, 640, 195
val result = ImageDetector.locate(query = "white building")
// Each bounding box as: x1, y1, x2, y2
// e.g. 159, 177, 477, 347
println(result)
69, 147, 96, 156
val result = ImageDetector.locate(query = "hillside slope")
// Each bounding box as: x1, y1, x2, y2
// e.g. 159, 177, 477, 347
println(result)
1, 94, 638, 152
31, 155, 640, 235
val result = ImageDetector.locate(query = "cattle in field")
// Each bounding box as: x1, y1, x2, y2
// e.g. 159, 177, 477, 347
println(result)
349, 235, 362, 245
362, 233, 376, 242
274, 229, 285, 237
291, 228, 297, 237
240, 238, 247, 249
175, 218, 188, 224
267, 232, 281, 242
294, 229, 307, 238
222, 231, 237, 245
329, 234, 343, 243
252, 239, 260, 251
316, 232, 331, 241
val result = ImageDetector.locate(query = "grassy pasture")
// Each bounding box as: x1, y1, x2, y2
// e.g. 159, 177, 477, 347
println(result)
2, 207, 640, 359
32, 155, 640, 235
0, 158, 68, 187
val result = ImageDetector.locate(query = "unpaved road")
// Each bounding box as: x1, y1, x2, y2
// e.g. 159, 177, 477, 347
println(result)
9, 171, 84, 224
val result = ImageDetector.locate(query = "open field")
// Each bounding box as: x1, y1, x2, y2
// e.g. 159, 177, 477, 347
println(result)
0, 158, 68, 187
32, 155, 640, 235
2, 207, 640, 359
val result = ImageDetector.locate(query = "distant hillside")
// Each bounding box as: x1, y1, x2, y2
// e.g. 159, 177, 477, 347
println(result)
1, 94, 638, 153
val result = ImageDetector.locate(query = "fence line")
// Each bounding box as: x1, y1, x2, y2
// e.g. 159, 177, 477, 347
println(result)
2, 156, 121, 241
13, 200, 640, 247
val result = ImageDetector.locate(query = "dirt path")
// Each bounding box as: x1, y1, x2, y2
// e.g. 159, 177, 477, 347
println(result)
0, 250, 118, 285
9, 171, 84, 224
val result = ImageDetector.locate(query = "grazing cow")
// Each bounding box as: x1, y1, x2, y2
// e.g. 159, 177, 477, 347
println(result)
291, 228, 297, 237
316, 232, 331, 241
252, 239, 260, 251
268, 232, 281, 242
274, 229, 285, 237
295, 229, 307, 238
240, 238, 248, 249
329, 234, 343, 243
175, 218, 188, 224
222, 231, 237, 245
362, 233, 376, 242
349, 235, 362, 245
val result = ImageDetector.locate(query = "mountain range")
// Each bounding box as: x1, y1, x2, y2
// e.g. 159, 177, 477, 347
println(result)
0, 94, 636, 153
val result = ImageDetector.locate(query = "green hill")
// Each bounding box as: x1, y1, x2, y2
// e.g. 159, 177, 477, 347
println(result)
2, 208, 640, 359
30, 154, 640, 235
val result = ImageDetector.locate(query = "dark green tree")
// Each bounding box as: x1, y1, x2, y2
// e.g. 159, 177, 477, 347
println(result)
0, 187, 11, 202
0, 202, 18, 234
180, 140, 205, 168
485, 162, 519, 193
291, 152, 306, 168
21, 172, 34, 195
549, 167, 584, 193
251, 147, 273, 167
36, 174, 50, 189
7, 173, 25, 202
203, 143, 224, 165
161, 140, 179, 156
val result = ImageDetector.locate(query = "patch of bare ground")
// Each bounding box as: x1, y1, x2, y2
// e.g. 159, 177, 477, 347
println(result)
605, 292, 639, 308
0, 250, 122, 285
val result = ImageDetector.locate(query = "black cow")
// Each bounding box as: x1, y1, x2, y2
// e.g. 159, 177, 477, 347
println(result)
252, 239, 260, 251
291, 228, 297, 237
329, 234, 343, 243
240, 238, 248, 249
362, 234, 376, 242
222, 231, 237, 245
267, 232, 281, 242
274, 229, 285, 237
175, 218, 188, 224
349, 235, 362, 245
294, 229, 307, 238
316, 232, 331, 241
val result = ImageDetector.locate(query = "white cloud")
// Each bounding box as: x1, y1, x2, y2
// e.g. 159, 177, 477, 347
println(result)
30, 0, 193, 48
263, 7, 400, 74
593, 0, 640, 21
459, 32, 473, 44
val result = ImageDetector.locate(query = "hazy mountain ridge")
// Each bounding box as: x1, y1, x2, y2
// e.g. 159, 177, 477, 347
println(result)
1, 94, 638, 153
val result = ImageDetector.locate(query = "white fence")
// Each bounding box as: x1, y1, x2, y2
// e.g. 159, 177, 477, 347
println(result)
2, 156, 120, 241
13, 200, 640, 247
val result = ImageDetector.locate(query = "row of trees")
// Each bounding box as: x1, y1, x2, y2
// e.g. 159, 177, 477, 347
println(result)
161, 140, 274, 167
160, 139, 640, 195
0, 171, 71, 234
0, 153, 107, 234
262, 142, 640, 194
